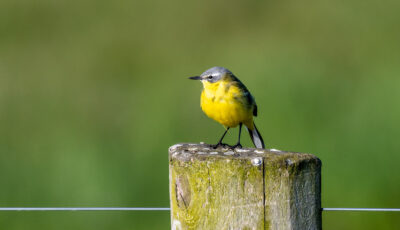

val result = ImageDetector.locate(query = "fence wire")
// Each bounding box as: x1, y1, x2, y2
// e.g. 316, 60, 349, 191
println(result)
322, 208, 400, 212
0, 207, 169, 211
0, 207, 399, 212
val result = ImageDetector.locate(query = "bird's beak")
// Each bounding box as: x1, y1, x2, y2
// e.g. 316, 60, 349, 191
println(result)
189, 76, 202, 80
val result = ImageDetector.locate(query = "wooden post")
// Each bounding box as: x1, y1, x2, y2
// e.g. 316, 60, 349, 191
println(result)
169, 143, 321, 230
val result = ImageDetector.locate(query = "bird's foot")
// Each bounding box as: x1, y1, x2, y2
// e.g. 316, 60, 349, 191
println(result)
211, 143, 229, 149
230, 143, 242, 149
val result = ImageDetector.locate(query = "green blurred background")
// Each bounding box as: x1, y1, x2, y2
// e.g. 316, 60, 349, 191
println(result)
1, 0, 400, 229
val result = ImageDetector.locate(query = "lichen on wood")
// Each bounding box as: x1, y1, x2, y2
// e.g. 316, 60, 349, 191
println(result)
169, 144, 321, 230
263, 152, 321, 229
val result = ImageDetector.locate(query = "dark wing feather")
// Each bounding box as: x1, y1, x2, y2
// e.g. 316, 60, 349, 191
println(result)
231, 75, 258, 116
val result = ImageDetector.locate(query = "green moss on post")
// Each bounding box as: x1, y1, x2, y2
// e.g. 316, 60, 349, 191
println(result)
169, 144, 321, 230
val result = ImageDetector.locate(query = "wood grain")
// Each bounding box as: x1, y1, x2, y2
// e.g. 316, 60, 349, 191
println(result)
169, 144, 321, 230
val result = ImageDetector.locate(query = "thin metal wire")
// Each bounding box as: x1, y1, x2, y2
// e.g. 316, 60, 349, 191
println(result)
0, 207, 399, 212
0, 207, 170, 211
323, 208, 400, 212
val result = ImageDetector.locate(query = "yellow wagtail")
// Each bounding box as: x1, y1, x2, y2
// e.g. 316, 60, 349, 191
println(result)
189, 67, 265, 149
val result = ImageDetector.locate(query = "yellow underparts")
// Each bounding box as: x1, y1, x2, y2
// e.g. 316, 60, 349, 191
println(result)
200, 80, 254, 130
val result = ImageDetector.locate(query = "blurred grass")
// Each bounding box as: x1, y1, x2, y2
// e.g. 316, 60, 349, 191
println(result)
1, 0, 400, 229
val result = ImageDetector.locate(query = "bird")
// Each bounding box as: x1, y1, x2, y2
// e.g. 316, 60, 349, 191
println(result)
189, 67, 265, 149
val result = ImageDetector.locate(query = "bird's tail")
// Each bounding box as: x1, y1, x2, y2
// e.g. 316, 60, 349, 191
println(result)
247, 122, 265, 149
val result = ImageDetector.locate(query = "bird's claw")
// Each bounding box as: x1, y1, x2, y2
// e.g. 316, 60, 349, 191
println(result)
211, 143, 242, 149
230, 143, 242, 149
211, 143, 229, 149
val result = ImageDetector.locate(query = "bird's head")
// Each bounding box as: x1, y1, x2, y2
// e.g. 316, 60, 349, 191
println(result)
189, 67, 233, 87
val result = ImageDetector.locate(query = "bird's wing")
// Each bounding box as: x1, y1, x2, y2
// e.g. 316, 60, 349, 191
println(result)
243, 91, 257, 116
231, 80, 257, 115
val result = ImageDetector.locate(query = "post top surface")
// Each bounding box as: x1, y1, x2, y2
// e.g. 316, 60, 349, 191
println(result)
169, 143, 320, 166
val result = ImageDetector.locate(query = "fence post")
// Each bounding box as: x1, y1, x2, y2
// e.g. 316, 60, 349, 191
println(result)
169, 143, 321, 230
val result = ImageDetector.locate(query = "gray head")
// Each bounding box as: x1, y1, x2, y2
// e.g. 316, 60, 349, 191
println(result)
189, 66, 233, 83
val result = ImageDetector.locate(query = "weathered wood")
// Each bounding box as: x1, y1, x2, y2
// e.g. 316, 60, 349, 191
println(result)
169, 143, 321, 230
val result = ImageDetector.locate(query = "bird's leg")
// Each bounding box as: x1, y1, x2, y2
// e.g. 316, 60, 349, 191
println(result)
211, 127, 230, 149
231, 123, 243, 149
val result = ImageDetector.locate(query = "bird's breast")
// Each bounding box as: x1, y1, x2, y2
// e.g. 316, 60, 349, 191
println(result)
200, 84, 253, 128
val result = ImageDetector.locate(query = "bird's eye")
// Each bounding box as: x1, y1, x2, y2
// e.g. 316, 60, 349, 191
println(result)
207, 76, 213, 79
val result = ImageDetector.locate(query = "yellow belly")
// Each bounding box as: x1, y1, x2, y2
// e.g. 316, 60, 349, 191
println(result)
201, 90, 253, 128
